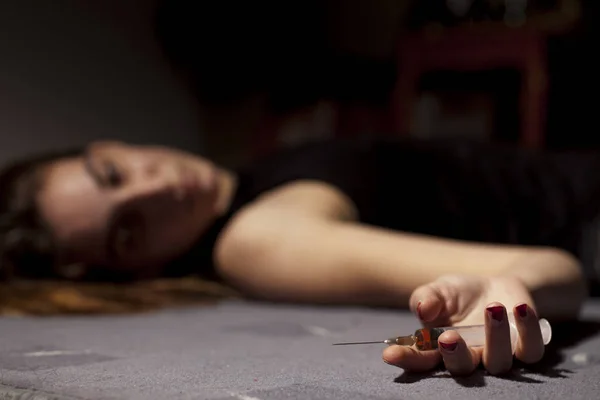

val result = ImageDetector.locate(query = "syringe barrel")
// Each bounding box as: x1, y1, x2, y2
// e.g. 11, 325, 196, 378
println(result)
434, 317, 552, 354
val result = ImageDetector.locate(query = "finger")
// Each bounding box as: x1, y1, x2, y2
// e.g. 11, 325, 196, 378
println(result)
482, 303, 513, 375
409, 284, 446, 324
383, 345, 441, 373
437, 330, 482, 376
513, 303, 545, 364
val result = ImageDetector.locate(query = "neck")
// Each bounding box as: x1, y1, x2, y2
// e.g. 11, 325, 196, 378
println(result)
213, 168, 238, 216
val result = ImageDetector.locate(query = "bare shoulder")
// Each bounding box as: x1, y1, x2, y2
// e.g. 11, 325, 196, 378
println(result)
249, 180, 358, 220
213, 180, 354, 279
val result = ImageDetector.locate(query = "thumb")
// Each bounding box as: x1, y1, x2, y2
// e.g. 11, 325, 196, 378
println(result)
409, 279, 459, 328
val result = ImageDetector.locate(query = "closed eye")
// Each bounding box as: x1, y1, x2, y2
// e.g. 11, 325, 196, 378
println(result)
102, 160, 123, 187
83, 148, 124, 189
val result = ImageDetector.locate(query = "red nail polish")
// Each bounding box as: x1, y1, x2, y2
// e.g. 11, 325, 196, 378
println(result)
439, 341, 458, 352
486, 305, 505, 322
515, 303, 528, 318
416, 302, 424, 320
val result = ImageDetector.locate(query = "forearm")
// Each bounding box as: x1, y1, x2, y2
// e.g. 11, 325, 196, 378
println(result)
217, 216, 409, 306
218, 213, 587, 312
297, 221, 588, 316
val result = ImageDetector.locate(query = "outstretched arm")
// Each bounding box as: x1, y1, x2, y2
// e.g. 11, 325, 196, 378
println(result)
215, 182, 586, 320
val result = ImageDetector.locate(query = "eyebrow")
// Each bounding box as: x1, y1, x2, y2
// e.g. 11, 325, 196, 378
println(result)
82, 147, 105, 187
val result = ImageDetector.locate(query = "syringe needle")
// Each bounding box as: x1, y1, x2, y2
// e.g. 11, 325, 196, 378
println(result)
332, 341, 385, 346
332, 335, 415, 346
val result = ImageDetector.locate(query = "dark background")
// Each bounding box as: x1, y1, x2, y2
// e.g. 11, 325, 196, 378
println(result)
1, 0, 597, 166
0, 0, 203, 164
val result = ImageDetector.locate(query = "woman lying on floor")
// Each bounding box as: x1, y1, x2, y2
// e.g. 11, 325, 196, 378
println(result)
0, 136, 593, 376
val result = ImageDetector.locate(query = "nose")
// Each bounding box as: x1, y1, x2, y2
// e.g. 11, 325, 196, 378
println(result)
130, 152, 162, 181
122, 158, 178, 203
115, 178, 178, 220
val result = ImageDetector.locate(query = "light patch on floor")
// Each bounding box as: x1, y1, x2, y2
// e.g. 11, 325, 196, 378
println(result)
571, 352, 590, 365
23, 350, 91, 357
229, 392, 263, 400
304, 325, 337, 337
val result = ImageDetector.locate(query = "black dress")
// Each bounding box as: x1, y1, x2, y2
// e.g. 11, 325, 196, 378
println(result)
171, 137, 600, 290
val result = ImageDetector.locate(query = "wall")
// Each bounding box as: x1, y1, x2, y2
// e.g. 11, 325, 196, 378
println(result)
0, 0, 203, 165
326, 0, 412, 60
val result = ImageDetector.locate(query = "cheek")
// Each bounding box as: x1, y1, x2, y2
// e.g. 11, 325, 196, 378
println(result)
138, 204, 215, 264
120, 188, 220, 269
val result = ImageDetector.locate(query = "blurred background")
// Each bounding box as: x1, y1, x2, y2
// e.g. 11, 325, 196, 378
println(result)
0, 0, 597, 168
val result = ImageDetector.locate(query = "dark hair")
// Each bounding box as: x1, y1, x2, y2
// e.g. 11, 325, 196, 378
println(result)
0, 148, 238, 315
0, 148, 158, 283
0, 149, 82, 281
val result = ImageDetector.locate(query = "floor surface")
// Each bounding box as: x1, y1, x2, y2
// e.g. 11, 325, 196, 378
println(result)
1, 299, 600, 400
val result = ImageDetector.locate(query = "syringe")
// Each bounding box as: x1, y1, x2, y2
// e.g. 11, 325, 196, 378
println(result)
332, 316, 552, 353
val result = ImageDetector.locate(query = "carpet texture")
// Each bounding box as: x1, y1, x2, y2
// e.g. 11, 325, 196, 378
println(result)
1, 299, 600, 400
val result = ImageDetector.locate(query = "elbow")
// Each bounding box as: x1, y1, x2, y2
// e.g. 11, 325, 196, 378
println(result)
213, 237, 264, 296
212, 212, 282, 298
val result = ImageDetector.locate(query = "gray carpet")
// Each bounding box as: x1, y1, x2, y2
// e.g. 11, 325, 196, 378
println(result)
1, 299, 600, 400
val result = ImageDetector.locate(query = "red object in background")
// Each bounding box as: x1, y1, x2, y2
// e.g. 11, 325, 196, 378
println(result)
254, 28, 549, 157
390, 27, 548, 148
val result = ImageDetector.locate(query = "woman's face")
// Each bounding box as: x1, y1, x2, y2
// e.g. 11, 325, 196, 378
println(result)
36, 141, 224, 277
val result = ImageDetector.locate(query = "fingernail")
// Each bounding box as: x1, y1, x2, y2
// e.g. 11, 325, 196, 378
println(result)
486, 305, 505, 322
439, 341, 458, 352
416, 301, 424, 320
515, 303, 528, 318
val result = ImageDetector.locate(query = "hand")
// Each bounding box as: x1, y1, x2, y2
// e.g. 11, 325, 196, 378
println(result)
382, 275, 546, 376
